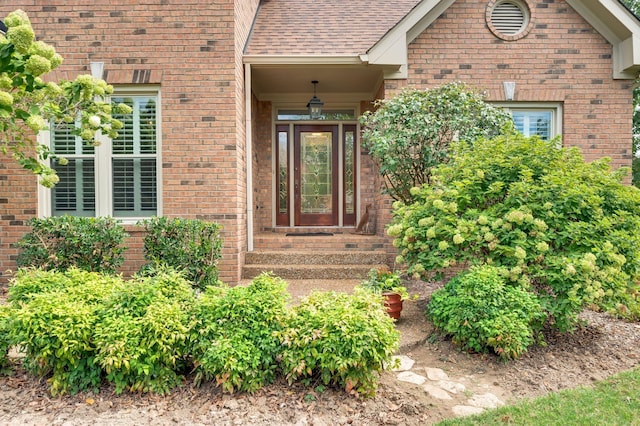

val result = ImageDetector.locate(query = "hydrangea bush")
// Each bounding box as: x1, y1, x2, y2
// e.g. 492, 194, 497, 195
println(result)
390, 130, 640, 331
0, 9, 131, 186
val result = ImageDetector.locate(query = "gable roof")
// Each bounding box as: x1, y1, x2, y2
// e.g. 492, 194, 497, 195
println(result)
244, 0, 421, 56
245, 0, 640, 80
365, 0, 640, 79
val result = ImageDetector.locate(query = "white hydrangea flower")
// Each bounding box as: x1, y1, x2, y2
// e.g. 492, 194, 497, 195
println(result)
88, 115, 101, 128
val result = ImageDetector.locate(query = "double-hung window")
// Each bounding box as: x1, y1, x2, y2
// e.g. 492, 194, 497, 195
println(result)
40, 88, 161, 221
498, 103, 562, 141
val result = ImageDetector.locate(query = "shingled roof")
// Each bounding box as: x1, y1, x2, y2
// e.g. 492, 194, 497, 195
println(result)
244, 0, 421, 56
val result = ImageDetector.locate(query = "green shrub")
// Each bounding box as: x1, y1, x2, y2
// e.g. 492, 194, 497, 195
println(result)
390, 130, 640, 330
277, 288, 400, 397
360, 82, 512, 203
0, 304, 15, 374
428, 265, 545, 359
139, 217, 223, 289
9, 268, 125, 395
190, 273, 289, 393
16, 216, 128, 274
94, 268, 195, 395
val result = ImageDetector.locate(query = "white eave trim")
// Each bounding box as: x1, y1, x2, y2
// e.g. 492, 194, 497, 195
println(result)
367, 0, 640, 80
558, 0, 640, 79
365, 0, 456, 79
243, 55, 364, 65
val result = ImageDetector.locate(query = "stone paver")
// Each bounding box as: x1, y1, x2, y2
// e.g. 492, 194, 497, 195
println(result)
437, 379, 466, 395
390, 355, 415, 372
425, 367, 449, 381
394, 355, 506, 419
452, 405, 485, 417
468, 392, 504, 409
423, 384, 453, 400
396, 371, 427, 385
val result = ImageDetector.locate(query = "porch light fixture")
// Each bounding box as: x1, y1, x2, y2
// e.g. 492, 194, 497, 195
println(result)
307, 80, 324, 119
503, 81, 516, 101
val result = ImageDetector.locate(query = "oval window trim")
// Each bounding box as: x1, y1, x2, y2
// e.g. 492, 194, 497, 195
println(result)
486, 0, 533, 41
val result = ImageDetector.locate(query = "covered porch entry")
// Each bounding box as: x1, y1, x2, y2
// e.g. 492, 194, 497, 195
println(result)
243, 62, 395, 281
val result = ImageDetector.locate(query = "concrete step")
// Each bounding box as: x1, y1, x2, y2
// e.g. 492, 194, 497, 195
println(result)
241, 263, 378, 280
239, 279, 362, 301
253, 232, 389, 252
244, 251, 389, 266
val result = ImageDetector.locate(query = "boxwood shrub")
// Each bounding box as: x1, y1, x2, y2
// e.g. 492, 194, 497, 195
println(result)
277, 288, 400, 397
16, 216, 127, 274
94, 268, 196, 395
190, 273, 289, 393
427, 265, 545, 359
139, 217, 223, 290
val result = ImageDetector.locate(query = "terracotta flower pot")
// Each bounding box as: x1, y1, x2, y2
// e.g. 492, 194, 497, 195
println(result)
382, 291, 403, 319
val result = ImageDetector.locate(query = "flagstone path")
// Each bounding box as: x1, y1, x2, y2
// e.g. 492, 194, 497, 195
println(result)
391, 354, 505, 419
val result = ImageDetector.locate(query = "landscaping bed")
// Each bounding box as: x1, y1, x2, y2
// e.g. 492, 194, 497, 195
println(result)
1, 279, 639, 425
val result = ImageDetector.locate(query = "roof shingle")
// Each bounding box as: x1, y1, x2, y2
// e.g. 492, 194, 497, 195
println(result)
245, 0, 422, 56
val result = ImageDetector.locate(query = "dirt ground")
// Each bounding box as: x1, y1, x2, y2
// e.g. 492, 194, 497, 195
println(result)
1, 279, 639, 425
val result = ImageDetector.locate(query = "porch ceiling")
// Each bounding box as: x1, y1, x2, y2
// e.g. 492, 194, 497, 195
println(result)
250, 64, 386, 103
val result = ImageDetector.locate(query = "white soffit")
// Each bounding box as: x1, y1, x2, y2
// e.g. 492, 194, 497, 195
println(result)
566, 0, 640, 78
365, 0, 455, 79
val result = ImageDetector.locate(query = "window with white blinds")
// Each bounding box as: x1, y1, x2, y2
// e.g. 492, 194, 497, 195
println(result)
51, 123, 96, 216
512, 110, 553, 140
49, 91, 160, 219
111, 96, 158, 217
496, 104, 562, 141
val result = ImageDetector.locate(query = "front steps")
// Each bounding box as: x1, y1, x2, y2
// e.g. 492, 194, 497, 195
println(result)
243, 230, 393, 281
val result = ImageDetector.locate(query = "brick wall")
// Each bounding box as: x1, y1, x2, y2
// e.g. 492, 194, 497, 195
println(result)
0, 1, 252, 285
253, 100, 273, 231
228, 0, 260, 280
405, 0, 633, 169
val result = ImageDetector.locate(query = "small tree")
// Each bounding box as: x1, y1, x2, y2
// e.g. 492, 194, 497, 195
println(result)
0, 9, 130, 187
359, 82, 512, 203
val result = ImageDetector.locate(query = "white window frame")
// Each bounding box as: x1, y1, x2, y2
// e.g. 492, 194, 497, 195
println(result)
496, 102, 563, 141
38, 86, 162, 224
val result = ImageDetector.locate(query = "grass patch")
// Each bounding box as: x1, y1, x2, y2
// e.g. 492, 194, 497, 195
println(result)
436, 367, 640, 426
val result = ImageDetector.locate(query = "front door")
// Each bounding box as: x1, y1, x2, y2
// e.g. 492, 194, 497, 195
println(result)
294, 125, 338, 226
274, 123, 357, 227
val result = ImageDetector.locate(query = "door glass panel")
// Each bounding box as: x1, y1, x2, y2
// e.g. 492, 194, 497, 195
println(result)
300, 132, 332, 214
344, 130, 355, 215
278, 131, 288, 214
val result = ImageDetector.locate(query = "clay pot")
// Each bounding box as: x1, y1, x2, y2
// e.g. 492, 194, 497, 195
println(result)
382, 291, 403, 319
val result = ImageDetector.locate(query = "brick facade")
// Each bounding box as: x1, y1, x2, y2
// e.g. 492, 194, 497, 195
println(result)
0, 1, 258, 285
0, 0, 636, 286
405, 0, 633, 168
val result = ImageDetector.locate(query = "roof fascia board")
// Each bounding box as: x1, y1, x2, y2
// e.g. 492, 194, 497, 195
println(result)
566, 0, 640, 79
243, 55, 363, 65
366, 0, 455, 79
258, 92, 374, 103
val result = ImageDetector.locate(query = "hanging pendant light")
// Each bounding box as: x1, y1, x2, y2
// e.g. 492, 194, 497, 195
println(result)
307, 80, 324, 119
